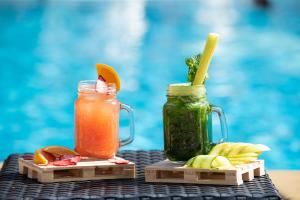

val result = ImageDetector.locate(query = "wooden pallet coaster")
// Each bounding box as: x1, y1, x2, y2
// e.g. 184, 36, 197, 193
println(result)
19, 157, 135, 183
145, 160, 264, 185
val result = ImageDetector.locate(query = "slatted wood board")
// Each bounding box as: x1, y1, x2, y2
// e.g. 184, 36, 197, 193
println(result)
18, 157, 135, 183
145, 160, 264, 185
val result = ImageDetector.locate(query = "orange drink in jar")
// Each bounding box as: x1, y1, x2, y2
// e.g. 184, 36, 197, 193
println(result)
75, 80, 134, 159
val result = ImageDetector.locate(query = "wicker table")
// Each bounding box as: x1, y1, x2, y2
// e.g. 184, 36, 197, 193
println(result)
0, 151, 282, 199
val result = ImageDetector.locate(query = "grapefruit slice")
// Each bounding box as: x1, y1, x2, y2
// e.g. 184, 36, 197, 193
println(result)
42, 146, 79, 157
33, 146, 80, 166
96, 63, 121, 91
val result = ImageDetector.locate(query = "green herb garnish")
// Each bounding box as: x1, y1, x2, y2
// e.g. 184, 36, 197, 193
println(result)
185, 53, 208, 83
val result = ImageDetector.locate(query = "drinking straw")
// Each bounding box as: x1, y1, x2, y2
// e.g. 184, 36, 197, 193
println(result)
193, 33, 219, 85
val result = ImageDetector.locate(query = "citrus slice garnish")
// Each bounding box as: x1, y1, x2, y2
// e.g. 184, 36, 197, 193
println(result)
33, 149, 55, 165
42, 146, 79, 157
96, 63, 121, 91
33, 146, 80, 165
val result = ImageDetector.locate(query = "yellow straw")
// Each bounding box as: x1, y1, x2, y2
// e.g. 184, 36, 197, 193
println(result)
193, 33, 219, 85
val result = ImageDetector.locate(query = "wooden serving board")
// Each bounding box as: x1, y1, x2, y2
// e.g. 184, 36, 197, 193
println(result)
145, 160, 264, 185
19, 157, 135, 183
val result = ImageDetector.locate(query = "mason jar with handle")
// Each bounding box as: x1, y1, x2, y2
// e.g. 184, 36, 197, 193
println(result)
163, 83, 227, 161
75, 80, 134, 159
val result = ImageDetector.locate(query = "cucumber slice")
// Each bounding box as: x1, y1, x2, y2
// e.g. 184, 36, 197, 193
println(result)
227, 152, 258, 158
187, 155, 235, 169
201, 156, 215, 169
208, 142, 231, 155
218, 143, 233, 156
191, 155, 217, 169
239, 144, 258, 154
227, 143, 249, 156
240, 143, 270, 154
211, 156, 232, 169
184, 156, 196, 167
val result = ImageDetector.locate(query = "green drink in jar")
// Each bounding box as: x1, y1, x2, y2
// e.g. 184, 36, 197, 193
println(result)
163, 83, 227, 161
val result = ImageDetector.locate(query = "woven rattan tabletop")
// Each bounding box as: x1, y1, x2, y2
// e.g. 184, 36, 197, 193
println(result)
0, 150, 282, 199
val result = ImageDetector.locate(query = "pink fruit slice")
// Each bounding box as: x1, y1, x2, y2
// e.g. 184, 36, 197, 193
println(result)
108, 157, 129, 164
51, 155, 81, 166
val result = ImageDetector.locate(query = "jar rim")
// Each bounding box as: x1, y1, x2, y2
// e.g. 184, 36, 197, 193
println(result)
78, 80, 116, 94
167, 83, 206, 96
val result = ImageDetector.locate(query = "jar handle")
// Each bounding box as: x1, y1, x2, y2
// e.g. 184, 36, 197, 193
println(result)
119, 103, 135, 146
211, 105, 228, 143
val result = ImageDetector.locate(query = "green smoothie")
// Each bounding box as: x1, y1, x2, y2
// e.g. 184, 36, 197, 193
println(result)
163, 83, 213, 161
163, 35, 227, 161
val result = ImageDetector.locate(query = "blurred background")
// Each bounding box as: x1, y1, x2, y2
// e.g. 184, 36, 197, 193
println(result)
0, 0, 299, 169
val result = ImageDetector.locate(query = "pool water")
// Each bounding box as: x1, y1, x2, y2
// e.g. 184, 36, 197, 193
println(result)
0, 0, 300, 169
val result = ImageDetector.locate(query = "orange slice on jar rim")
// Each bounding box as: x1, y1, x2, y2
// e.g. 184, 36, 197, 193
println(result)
96, 63, 121, 91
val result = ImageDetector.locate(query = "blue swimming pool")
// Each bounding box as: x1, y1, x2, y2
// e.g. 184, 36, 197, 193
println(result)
0, 0, 300, 169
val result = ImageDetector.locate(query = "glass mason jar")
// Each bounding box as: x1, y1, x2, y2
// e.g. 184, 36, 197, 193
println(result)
163, 83, 228, 161
75, 80, 134, 159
